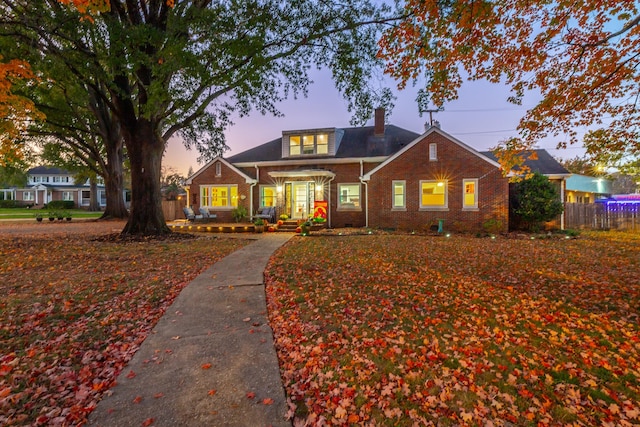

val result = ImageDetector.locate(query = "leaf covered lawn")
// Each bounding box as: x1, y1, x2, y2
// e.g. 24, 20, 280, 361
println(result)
0, 230, 249, 425
265, 232, 640, 426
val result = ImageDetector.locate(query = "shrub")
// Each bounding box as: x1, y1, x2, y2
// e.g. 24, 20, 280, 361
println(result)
0, 200, 18, 208
231, 205, 247, 223
46, 200, 75, 210
482, 218, 504, 235
510, 172, 564, 232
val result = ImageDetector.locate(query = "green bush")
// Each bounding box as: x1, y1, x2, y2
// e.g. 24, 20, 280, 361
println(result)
510, 172, 564, 232
0, 200, 18, 208
46, 200, 75, 210
232, 205, 247, 223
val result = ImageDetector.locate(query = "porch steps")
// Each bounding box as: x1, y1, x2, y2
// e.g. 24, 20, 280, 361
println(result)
275, 220, 326, 232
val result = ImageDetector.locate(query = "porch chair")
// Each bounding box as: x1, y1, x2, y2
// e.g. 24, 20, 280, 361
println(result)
199, 206, 218, 222
183, 206, 202, 222
253, 206, 276, 223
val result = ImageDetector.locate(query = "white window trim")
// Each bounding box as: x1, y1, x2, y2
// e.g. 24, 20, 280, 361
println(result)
215, 162, 222, 177
259, 185, 277, 207
62, 191, 74, 201
289, 133, 329, 157
419, 180, 448, 211
392, 180, 406, 210
23, 191, 35, 201
201, 184, 238, 210
429, 143, 437, 161
337, 183, 361, 211
462, 178, 479, 210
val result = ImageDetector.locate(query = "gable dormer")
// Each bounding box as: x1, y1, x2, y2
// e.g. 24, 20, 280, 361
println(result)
281, 128, 339, 158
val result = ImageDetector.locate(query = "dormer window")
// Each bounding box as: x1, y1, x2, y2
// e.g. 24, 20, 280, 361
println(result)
289, 133, 329, 156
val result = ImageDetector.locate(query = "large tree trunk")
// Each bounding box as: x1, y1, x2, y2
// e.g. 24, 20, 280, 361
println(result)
88, 179, 101, 211
121, 122, 170, 235
101, 140, 129, 219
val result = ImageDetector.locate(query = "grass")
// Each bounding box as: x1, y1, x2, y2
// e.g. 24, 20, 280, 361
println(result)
0, 207, 103, 219
265, 231, 640, 426
0, 230, 251, 425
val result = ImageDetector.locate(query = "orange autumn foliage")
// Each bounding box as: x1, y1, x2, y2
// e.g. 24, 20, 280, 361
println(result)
0, 57, 43, 166
378, 1, 640, 159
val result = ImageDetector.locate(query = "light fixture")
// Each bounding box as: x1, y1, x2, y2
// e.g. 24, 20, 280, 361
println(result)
277, 185, 283, 192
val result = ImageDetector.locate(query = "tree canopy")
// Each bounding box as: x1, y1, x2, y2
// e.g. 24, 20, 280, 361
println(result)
1, 0, 397, 235
378, 0, 640, 162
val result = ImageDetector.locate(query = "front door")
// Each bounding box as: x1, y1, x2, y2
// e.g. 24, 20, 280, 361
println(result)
292, 182, 308, 219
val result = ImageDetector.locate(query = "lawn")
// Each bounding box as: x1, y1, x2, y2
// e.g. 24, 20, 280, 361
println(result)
0, 229, 250, 426
265, 232, 640, 426
0, 208, 103, 219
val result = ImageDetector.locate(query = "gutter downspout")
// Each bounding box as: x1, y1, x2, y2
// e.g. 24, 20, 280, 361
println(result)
359, 160, 369, 228
328, 174, 335, 228
250, 165, 259, 216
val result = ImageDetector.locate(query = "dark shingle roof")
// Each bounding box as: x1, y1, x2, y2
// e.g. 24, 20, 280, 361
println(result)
28, 166, 69, 175
480, 149, 570, 176
227, 125, 421, 163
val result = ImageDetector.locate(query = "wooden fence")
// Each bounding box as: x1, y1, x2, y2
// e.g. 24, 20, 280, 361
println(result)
564, 202, 639, 232
161, 199, 187, 221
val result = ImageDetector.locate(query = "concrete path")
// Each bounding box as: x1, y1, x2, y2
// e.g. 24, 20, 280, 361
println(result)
88, 233, 294, 427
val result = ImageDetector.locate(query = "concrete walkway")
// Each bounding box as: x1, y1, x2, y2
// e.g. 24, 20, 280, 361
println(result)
88, 233, 294, 427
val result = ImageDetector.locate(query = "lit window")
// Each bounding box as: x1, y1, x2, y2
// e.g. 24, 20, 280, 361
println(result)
338, 183, 360, 209
317, 134, 328, 154
202, 185, 238, 208
289, 134, 329, 156
260, 186, 277, 207
290, 136, 301, 156
420, 180, 447, 209
463, 179, 478, 209
392, 181, 405, 209
429, 143, 437, 161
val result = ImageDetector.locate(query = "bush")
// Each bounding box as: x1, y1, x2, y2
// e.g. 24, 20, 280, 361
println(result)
510, 172, 564, 232
0, 200, 18, 208
482, 218, 504, 235
231, 205, 247, 223
46, 200, 75, 210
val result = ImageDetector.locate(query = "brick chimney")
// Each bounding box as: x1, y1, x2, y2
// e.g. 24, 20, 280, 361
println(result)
374, 107, 385, 136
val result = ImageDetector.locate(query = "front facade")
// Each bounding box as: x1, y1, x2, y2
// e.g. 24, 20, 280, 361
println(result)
187, 111, 511, 233
2, 166, 107, 208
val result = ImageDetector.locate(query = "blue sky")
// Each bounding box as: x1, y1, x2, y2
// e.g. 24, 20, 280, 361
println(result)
164, 68, 588, 176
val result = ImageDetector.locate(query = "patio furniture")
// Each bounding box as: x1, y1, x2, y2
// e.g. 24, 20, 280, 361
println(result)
199, 207, 218, 222
252, 206, 276, 223
183, 206, 202, 222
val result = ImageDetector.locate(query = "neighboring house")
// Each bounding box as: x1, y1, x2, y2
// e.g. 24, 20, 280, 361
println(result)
186, 109, 511, 232
565, 174, 612, 203
3, 166, 107, 208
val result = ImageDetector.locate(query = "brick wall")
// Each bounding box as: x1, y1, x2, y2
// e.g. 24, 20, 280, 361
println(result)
189, 160, 252, 223
367, 132, 509, 233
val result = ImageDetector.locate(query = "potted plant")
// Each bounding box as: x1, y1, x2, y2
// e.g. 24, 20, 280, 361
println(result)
232, 205, 248, 223
254, 218, 265, 233
48, 210, 56, 221
64, 211, 72, 221
34, 213, 43, 222
279, 214, 289, 221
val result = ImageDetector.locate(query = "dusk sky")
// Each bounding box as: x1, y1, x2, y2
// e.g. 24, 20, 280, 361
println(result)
163, 68, 589, 177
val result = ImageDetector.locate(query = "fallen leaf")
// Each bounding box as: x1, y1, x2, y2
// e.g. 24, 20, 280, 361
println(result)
208, 389, 217, 396
201, 363, 212, 370
263, 398, 274, 405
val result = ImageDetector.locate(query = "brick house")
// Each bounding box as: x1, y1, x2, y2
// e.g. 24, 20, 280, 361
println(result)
186, 109, 511, 233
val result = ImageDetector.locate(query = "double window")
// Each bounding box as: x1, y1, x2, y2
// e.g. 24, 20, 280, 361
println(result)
290, 134, 328, 156
201, 185, 238, 208
338, 183, 360, 209
63, 191, 74, 201
260, 186, 277, 207
23, 191, 34, 201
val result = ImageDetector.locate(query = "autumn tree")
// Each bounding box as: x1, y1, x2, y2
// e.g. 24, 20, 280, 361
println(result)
0, 56, 42, 166
1, 0, 397, 235
379, 0, 640, 163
